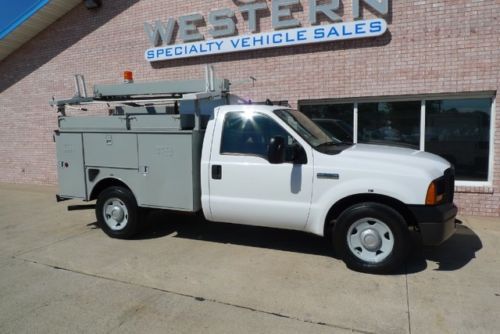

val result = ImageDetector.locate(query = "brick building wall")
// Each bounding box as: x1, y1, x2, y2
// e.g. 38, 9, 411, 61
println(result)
0, 0, 498, 216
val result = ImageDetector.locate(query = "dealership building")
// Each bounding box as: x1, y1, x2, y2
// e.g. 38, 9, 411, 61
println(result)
0, 0, 498, 216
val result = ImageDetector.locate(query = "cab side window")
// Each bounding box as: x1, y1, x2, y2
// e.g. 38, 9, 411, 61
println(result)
221, 112, 294, 160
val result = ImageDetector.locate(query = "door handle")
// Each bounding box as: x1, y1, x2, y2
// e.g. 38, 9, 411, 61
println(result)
212, 165, 222, 180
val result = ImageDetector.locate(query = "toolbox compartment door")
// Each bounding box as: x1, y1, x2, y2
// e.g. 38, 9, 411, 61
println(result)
55, 132, 86, 198
137, 133, 198, 211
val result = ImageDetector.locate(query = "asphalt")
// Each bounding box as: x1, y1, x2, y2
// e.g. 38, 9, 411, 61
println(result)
0, 183, 499, 333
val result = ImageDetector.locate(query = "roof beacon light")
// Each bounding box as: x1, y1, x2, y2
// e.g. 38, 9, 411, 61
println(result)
123, 71, 134, 83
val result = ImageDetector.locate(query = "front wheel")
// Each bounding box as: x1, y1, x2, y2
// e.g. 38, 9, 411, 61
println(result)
332, 202, 410, 274
96, 186, 140, 239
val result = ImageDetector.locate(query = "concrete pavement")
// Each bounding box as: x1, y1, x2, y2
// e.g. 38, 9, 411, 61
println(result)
0, 183, 499, 333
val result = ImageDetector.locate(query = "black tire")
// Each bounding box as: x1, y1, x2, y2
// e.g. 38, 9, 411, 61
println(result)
332, 202, 410, 274
96, 186, 140, 239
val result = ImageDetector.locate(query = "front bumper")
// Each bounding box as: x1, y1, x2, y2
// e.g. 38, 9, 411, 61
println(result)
408, 203, 458, 246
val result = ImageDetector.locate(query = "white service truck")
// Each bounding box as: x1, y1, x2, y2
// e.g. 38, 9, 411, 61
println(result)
53, 68, 457, 273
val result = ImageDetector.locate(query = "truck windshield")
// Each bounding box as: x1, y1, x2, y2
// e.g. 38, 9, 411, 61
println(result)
274, 109, 346, 149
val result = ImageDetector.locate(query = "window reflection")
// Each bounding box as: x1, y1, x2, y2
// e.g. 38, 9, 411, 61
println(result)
300, 104, 354, 143
299, 96, 493, 182
221, 112, 293, 159
358, 101, 421, 148
426, 98, 491, 181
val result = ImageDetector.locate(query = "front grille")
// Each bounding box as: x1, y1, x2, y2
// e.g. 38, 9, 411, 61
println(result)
443, 168, 455, 203
433, 167, 455, 204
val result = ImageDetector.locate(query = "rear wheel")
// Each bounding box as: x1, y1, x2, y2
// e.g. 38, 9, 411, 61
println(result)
332, 202, 410, 273
96, 186, 140, 239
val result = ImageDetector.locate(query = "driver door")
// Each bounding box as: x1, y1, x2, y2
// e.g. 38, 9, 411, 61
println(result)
208, 110, 313, 230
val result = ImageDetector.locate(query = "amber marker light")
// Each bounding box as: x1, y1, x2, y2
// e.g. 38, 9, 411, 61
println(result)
123, 71, 134, 83
425, 182, 437, 205
425, 181, 444, 205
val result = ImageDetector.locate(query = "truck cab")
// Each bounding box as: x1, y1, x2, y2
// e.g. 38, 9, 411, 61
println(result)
201, 105, 456, 272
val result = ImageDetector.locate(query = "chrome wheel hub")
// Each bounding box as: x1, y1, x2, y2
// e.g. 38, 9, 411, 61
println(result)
360, 228, 382, 251
347, 218, 394, 263
103, 198, 129, 231
110, 206, 124, 221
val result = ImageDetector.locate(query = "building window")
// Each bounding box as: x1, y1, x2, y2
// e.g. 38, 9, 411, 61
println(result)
299, 95, 494, 183
301, 103, 354, 143
425, 98, 492, 181
358, 101, 421, 149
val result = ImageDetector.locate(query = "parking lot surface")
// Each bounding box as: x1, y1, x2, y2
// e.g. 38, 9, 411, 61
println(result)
0, 183, 499, 333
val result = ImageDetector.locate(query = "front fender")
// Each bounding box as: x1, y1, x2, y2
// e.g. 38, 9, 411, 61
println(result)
305, 177, 425, 236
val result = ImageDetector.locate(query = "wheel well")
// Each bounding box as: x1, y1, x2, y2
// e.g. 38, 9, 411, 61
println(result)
324, 194, 417, 237
89, 178, 132, 201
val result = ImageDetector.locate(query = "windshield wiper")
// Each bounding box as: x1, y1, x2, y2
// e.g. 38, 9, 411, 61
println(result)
315, 141, 340, 148
316, 141, 354, 149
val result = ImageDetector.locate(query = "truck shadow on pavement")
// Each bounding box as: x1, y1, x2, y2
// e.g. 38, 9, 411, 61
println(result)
96, 211, 483, 274
405, 220, 483, 273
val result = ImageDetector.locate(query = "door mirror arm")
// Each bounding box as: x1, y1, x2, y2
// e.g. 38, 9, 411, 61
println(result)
292, 143, 308, 165
268, 136, 286, 164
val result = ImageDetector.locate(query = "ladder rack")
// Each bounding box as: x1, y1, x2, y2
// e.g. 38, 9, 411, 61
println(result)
51, 65, 230, 131
51, 65, 229, 108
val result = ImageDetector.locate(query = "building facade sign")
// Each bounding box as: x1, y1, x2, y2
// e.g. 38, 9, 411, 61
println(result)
144, 0, 389, 62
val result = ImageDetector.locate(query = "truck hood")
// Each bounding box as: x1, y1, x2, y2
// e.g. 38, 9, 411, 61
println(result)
312, 143, 452, 205
338, 143, 451, 179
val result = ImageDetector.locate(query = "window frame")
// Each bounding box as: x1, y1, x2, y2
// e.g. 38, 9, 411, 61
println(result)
299, 92, 496, 186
